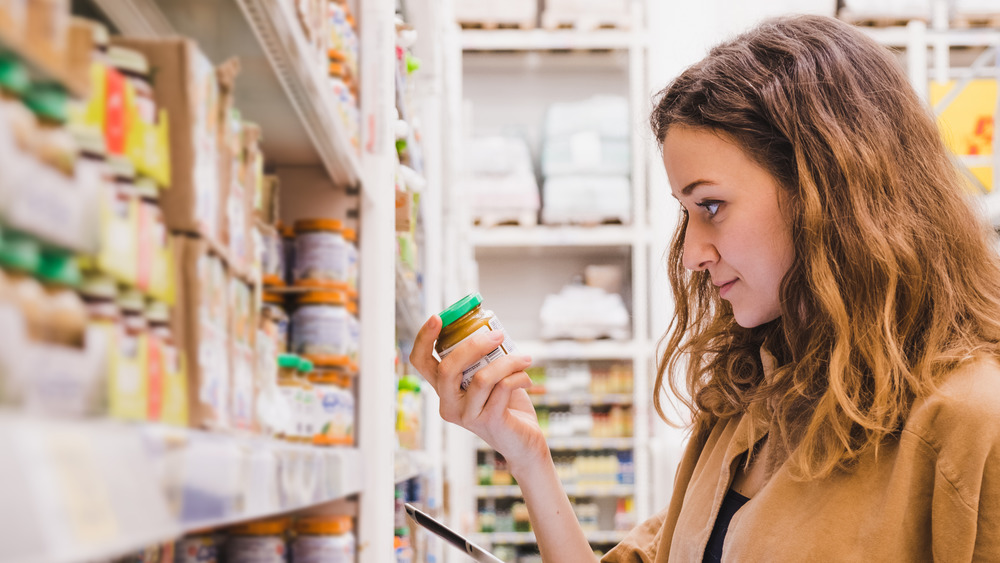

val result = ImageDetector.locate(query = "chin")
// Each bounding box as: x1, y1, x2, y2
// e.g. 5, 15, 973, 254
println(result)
732, 310, 781, 329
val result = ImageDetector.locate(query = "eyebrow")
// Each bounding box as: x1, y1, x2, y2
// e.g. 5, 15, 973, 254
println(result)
682, 180, 715, 195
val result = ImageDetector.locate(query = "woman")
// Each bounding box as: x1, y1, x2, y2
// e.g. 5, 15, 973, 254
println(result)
410, 15, 1000, 561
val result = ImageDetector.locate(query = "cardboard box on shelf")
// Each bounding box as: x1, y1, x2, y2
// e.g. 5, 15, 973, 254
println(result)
25, 0, 70, 75
112, 37, 225, 244
228, 275, 257, 432
174, 233, 231, 430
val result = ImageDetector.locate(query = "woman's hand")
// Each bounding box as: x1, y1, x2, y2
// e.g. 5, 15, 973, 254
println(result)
409, 315, 548, 467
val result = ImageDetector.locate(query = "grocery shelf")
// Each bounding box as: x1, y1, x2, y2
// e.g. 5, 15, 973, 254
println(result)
470, 225, 642, 248
396, 262, 425, 340
471, 530, 629, 546
478, 436, 634, 451
475, 484, 634, 498
461, 29, 640, 51
0, 412, 362, 563
530, 393, 634, 407
517, 339, 645, 361
395, 449, 430, 484
93, 0, 362, 186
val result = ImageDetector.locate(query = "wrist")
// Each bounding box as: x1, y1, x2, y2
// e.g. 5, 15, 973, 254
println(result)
507, 442, 554, 483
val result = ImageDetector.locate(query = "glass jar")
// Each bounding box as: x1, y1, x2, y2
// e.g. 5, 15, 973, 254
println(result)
36, 250, 86, 348
276, 353, 302, 441
293, 218, 347, 285
341, 227, 358, 292
226, 517, 288, 563
279, 223, 295, 286
261, 224, 284, 288
105, 155, 139, 285
0, 232, 45, 344
107, 45, 156, 125
262, 292, 288, 353
292, 516, 355, 563
296, 357, 316, 443
175, 533, 223, 563
0, 54, 36, 153
113, 288, 148, 420
291, 290, 348, 357
306, 354, 353, 446
345, 299, 359, 364
145, 300, 174, 422
435, 292, 517, 390
22, 83, 75, 177
135, 176, 164, 293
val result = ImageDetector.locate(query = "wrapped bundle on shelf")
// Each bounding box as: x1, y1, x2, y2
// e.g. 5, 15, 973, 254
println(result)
541, 0, 631, 31
454, 0, 538, 29
539, 284, 630, 341
464, 136, 540, 227
540, 96, 631, 225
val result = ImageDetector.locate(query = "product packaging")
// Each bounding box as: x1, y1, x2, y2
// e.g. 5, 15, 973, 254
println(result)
112, 38, 224, 244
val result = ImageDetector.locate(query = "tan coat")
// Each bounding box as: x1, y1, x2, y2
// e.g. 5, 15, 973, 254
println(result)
602, 357, 1000, 562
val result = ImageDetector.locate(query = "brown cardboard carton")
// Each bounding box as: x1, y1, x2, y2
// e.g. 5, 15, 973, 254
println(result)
112, 38, 225, 243
174, 234, 231, 429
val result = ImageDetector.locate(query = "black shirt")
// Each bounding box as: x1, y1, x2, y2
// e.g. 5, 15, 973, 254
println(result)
703, 489, 750, 562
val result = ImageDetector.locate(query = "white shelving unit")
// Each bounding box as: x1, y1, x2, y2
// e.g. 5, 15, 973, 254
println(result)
0, 412, 363, 563
470, 530, 629, 547
475, 484, 635, 499
5, 1, 415, 562
441, 2, 654, 555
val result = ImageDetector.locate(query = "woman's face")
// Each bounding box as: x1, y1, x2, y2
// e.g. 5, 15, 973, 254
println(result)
662, 126, 795, 328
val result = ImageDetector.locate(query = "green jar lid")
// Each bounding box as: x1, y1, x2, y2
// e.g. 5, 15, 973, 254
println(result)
23, 83, 68, 124
439, 292, 482, 327
298, 358, 315, 373
0, 231, 41, 274
37, 251, 82, 288
278, 353, 300, 369
0, 54, 30, 97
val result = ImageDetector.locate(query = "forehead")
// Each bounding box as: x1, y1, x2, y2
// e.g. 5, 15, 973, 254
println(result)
662, 127, 760, 198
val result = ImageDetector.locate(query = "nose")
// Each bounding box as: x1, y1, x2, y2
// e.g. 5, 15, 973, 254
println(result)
682, 219, 719, 271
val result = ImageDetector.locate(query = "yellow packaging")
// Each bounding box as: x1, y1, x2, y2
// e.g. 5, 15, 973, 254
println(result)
930, 78, 997, 192
109, 291, 148, 420
84, 155, 139, 286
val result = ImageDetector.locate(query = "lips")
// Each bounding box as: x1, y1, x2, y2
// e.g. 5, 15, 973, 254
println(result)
716, 279, 737, 298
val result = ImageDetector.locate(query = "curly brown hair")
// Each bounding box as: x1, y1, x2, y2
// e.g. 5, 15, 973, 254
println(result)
652, 15, 1000, 479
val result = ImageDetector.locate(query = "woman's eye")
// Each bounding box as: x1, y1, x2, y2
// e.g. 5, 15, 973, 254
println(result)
696, 200, 722, 217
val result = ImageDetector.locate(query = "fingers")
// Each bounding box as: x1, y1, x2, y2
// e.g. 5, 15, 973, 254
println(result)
409, 315, 442, 384
459, 354, 533, 426
437, 329, 505, 389
482, 371, 533, 423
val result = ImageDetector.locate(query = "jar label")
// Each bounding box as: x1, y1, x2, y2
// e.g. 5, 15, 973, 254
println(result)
291, 306, 347, 357
438, 317, 517, 390
226, 536, 286, 562
292, 535, 355, 563
294, 231, 347, 283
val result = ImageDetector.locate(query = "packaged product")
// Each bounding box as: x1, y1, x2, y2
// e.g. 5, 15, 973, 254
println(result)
0, 232, 44, 403
307, 354, 354, 446
342, 227, 357, 291
175, 234, 230, 429
396, 374, 421, 450
111, 37, 224, 243
293, 219, 347, 285
229, 276, 256, 431
292, 516, 356, 563
147, 299, 187, 426
111, 288, 149, 420
435, 293, 517, 390
345, 299, 359, 364
86, 154, 139, 286
106, 45, 170, 185
25, 0, 70, 75
255, 298, 283, 437
291, 289, 348, 357
296, 357, 317, 442
175, 533, 224, 563
261, 292, 288, 353
276, 353, 302, 440
226, 518, 288, 563
280, 223, 295, 286
36, 250, 86, 348
260, 223, 284, 288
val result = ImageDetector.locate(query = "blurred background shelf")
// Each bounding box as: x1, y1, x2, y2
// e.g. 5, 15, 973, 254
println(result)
0, 412, 362, 563
470, 225, 643, 248
91, 0, 362, 186
461, 29, 640, 51
478, 436, 634, 451
475, 484, 634, 498
530, 393, 634, 407
471, 529, 629, 546
517, 339, 645, 361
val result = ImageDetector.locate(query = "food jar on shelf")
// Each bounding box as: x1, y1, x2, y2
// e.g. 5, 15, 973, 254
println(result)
293, 219, 347, 285
112, 288, 148, 421
276, 353, 302, 441
23, 83, 75, 177
292, 515, 356, 563
345, 299, 359, 364
175, 532, 224, 563
0, 54, 35, 152
306, 354, 354, 446
36, 250, 86, 348
226, 517, 289, 563
0, 232, 46, 344
261, 292, 289, 354
261, 224, 284, 288
107, 45, 156, 125
280, 223, 296, 286
296, 356, 317, 443
341, 226, 357, 291
291, 289, 348, 357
